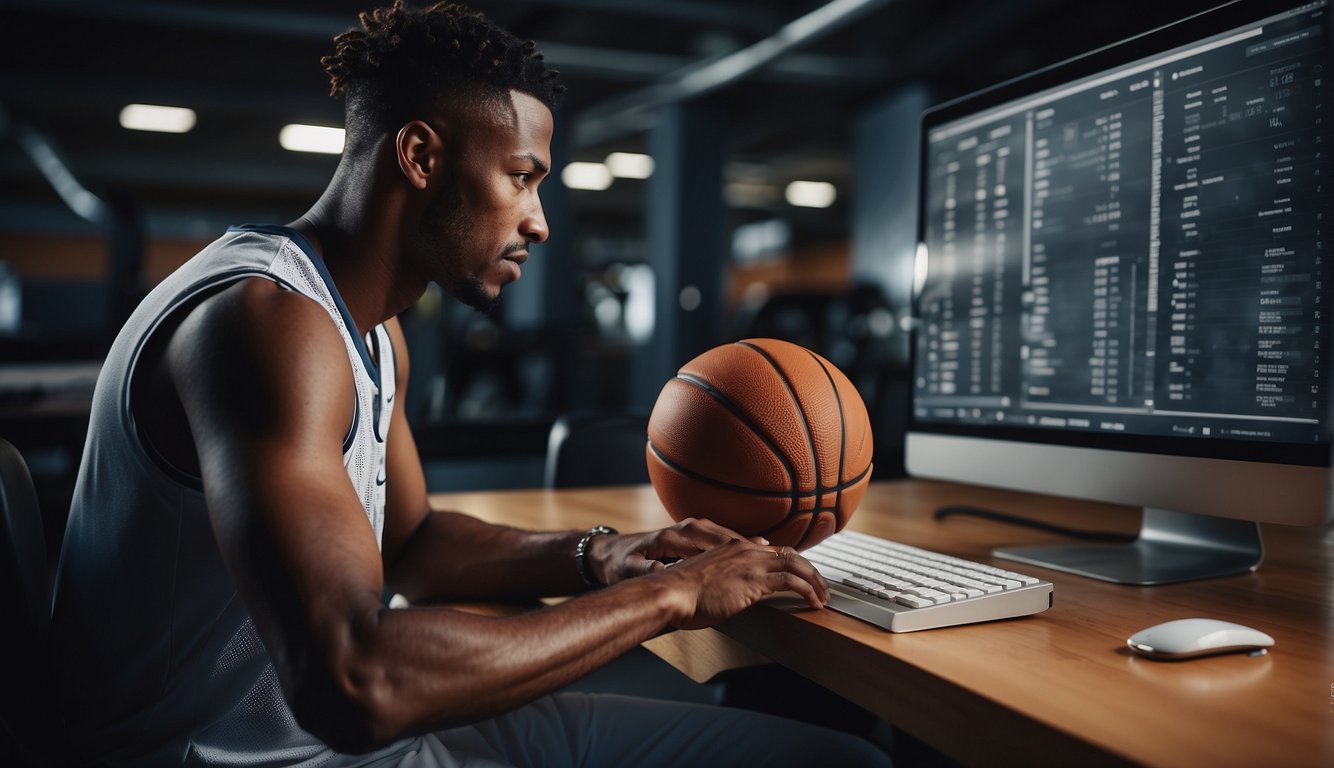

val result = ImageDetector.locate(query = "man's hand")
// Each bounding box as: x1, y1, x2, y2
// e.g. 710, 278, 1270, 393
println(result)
588, 517, 767, 586
586, 518, 829, 630
650, 538, 831, 630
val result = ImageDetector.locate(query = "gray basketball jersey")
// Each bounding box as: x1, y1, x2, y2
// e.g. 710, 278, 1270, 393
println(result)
51, 225, 412, 766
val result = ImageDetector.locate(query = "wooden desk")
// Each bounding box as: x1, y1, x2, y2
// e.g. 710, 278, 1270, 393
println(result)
430, 480, 1334, 768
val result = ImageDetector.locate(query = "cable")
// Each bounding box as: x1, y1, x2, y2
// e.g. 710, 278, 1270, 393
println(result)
932, 505, 1137, 543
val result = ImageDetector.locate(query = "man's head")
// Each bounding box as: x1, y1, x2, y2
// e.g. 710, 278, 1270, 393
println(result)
321, 2, 562, 313
322, 1, 562, 152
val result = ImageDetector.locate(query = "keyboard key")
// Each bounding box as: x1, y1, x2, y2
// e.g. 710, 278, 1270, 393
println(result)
895, 594, 934, 609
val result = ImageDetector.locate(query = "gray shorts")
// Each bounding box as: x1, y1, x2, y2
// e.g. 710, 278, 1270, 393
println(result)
363, 692, 891, 768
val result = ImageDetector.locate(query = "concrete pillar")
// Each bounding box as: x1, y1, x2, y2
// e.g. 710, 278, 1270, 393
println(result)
852, 83, 933, 367
630, 100, 727, 410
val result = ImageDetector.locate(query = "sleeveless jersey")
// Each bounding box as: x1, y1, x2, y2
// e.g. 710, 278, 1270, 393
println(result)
51, 225, 413, 766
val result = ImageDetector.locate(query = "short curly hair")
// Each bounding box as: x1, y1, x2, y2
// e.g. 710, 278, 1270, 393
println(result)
322, 1, 563, 146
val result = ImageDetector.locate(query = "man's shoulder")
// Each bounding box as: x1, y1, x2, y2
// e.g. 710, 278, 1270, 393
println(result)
181, 226, 289, 272
190, 277, 341, 346
161, 275, 358, 443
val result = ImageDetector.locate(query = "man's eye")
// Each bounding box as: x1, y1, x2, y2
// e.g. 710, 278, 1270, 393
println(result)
514, 172, 532, 186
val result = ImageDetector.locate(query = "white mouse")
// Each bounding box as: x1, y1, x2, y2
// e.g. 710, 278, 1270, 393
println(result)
1127, 618, 1274, 660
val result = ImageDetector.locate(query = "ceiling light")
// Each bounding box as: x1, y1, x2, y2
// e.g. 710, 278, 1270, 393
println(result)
605, 152, 654, 179
785, 180, 837, 208
118, 104, 196, 134
561, 161, 613, 191
279, 124, 345, 154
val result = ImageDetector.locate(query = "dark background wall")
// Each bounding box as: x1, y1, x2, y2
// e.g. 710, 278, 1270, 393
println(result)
0, 0, 1227, 554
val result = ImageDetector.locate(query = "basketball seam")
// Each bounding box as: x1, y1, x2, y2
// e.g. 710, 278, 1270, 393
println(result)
647, 440, 872, 498
760, 510, 833, 539
807, 349, 848, 539
674, 371, 800, 504
736, 340, 820, 509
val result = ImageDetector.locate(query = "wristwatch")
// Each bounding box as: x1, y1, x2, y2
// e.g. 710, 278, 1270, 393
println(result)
575, 524, 618, 587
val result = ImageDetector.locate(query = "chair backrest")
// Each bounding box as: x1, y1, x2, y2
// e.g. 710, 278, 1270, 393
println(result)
0, 437, 56, 764
544, 412, 651, 489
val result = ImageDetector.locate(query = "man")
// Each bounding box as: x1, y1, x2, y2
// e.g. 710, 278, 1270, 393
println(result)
50, 3, 892, 766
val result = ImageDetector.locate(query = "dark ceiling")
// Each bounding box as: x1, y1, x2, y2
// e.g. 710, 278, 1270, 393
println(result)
0, 0, 1226, 243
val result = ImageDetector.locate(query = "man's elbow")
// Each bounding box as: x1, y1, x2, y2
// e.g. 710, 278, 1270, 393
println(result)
285, 635, 407, 753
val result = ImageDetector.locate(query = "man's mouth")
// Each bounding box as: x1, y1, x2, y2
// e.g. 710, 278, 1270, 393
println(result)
501, 251, 527, 281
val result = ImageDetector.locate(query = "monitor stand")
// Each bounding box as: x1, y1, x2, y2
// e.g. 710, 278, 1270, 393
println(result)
993, 508, 1263, 586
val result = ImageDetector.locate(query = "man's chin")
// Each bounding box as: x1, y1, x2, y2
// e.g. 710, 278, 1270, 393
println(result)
453, 278, 503, 316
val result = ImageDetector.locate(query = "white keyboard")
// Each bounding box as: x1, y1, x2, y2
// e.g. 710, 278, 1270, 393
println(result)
804, 530, 1054, 633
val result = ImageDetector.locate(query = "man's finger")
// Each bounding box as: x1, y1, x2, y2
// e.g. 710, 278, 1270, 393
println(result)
767, 569, 825, 610
680, 516, 751, 543
609, 552, 651, 581
770, 547, 830, 604
659, 523, 738, 558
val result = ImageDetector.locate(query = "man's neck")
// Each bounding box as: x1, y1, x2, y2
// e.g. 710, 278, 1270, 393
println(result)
288, 181, 423, 335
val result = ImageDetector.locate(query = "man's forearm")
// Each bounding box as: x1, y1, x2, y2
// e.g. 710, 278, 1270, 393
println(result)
385, 509, 590, 603
295, 566, 684, 751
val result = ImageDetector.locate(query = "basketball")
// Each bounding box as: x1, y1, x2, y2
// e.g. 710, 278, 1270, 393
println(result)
646, 338, 874, 550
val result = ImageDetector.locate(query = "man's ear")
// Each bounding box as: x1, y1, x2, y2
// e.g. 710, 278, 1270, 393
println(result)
396, 120, 440, 190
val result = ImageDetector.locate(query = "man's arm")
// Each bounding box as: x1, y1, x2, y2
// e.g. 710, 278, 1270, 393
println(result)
172, 282, 827, 754
376, 315, 592, 600
377, 318, 729, 602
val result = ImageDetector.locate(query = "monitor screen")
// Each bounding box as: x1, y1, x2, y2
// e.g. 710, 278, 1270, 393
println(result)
908, 0, 1334, 583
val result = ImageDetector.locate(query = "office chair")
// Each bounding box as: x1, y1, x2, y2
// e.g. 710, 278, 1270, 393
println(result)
0, 437, 58, 766
544, 411, 651, 489
729, 289, 838, 357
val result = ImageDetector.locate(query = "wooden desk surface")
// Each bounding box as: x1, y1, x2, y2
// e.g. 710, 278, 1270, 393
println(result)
430, 480, 1334, 768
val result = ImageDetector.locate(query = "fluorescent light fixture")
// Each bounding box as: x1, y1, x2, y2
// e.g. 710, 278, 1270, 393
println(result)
561, 161, 613, 191
118, 104, 196, 134
605, 152, 654, 179
279, 124, 345, 154
785, 180, 837, 208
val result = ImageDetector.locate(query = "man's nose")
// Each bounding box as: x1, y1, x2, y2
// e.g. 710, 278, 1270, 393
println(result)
521, 200, 548, 244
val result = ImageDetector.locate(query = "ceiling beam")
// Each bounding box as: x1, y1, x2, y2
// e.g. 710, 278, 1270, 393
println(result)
2, 0, 348, 40
5, 0, 783, 38
0, 76, 338, 118
499, 0, 781, 34
7, 0, 885, 87
543, 43, 889, 85
571, 0, 901, 149
720, 0, 1062, 157
0, 151, 333, 196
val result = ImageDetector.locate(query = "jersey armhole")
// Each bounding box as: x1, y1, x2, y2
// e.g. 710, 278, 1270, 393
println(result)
124, 270, 357, 489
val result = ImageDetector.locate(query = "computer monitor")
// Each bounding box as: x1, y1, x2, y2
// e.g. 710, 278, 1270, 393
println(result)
908, 0, 1334, 585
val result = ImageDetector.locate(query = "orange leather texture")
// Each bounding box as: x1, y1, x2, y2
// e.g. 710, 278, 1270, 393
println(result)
647, 338, 873, 549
